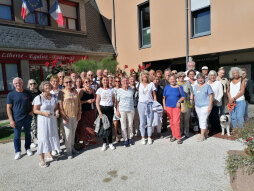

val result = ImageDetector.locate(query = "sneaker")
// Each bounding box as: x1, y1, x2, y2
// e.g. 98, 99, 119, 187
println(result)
124, 141, 129, 147
52, 150, 57, 156
26, 149, 33, 156
67, 153, 73, 159
109, 144, 115, 150
101, 143, 107, 151
30, 143, 37, 148
128, 139, 134, 146
14, 152, 21, 160
147, 138, 153, 145
141, 138, 146, 145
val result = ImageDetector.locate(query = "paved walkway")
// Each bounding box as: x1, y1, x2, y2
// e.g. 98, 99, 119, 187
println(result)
0, 134, 243, 191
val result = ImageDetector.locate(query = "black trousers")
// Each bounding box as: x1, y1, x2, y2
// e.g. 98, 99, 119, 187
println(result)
209, 106, 221, 133
100, 105, 114, 144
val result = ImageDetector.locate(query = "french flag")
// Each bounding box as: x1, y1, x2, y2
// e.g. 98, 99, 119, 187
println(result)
49, 0, 64, 26
21, 0, 29, 20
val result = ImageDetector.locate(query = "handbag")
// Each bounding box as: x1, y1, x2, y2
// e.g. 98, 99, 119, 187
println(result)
178, 86, 187, 113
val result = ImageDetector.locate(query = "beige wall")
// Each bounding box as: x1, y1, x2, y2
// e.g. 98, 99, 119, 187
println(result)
96, 0, 254, 71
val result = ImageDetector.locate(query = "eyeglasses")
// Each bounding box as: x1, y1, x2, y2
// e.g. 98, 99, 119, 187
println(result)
84, 81, 90, 83
179, 76, 185, 78
59, 76, 64, 78
30, 83, 36, 85
65, 81, 72, 84
115, 81, 120, 83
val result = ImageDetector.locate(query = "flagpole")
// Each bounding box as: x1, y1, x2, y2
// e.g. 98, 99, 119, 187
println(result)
185, 0, 189, 70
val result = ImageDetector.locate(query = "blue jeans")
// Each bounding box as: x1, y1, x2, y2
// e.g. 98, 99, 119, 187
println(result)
138, 102, 154, 137
230, 100, 246, 128
14, 115, 32, 153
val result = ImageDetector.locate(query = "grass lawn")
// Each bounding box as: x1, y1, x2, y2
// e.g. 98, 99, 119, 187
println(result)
0, 122, 9, 127
0, 127, 25, 141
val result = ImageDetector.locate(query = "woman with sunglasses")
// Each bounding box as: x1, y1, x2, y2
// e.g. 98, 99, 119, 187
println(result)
59, 76, 81, 159
76, 77, 97, 148
177, 72, 193, 138
96, 76, 116, 151
113, 77, 121, 142
27, 79, 40, 149
50, 75, 63, 155
138, 70, 157, 145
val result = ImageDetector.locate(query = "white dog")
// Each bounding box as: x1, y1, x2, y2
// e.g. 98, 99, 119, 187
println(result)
220, 115, 231, 136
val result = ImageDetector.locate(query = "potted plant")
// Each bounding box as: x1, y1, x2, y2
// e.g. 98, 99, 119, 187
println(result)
226, 119, 254, 191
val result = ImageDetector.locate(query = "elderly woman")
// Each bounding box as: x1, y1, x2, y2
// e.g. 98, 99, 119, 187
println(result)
96, 76, 116, 151
227, 67, 246, 129
113, 77, 121, 142
59, 76, 81, 159
76, 77, 97, 148
217, 67, 228, 115
177, 72, 193, 138
152, 76, 164, 138
193, 73, 214, 141
138, 70, 157, 145
163, 75, 185, 144
207, 70, 223, 133
27, 79, 40, 148
50, 75, 63, 155
116, 77, 135, 147
33, 81, 60, 167
129, 76, 140, 136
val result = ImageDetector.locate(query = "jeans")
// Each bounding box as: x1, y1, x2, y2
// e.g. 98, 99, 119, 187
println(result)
14, 115, 32, 153
119, 110, 135, 141
230, 100, 246, 128
138, 102, 153, 137
209, 106, 221, 133
165, 107, 181, 139
63, 117, 78, 153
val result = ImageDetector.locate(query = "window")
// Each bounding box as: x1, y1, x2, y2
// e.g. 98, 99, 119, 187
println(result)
0, 0, 13, 21
191, 0, 211, 38
25, 0, 49, 26
29, 63, 50, 84
0, 62, 20, 93
139, 2, 151, 48
59, 0, 78, 30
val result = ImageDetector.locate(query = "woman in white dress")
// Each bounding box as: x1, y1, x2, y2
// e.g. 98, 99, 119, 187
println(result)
33, 81, 60, 168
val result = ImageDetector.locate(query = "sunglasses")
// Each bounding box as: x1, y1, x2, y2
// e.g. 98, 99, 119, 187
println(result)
65, 81, 72, 84
30, 83, 36, 85
84, 81, 90, 83
59, 76, 64, 78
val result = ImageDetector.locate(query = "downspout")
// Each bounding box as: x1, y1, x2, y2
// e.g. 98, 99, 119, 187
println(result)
112, 0, 118, 56
185, 0, 189, 70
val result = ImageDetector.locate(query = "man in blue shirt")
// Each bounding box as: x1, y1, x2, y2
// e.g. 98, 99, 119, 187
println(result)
6, 77, 33, 160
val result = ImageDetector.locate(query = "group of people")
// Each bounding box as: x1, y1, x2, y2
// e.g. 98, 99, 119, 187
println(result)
6, 61, 252, 167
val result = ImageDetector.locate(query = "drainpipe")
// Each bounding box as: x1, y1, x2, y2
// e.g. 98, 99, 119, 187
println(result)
185, 0, 189, 70
112, 0, 118, 56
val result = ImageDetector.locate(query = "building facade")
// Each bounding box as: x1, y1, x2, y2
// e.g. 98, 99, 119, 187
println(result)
0, 0, 115, 119
96, 0, 254, 79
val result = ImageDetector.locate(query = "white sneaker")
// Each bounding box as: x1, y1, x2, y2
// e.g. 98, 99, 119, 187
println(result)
30, 143, 36, 148
109, 144, 115, 150
14, 152, 21, 160
101, 143, 107, 151
26, 149, 33, 156
52, 150, 57, 156
148, 138, 153, 145
141, 138, 146, 145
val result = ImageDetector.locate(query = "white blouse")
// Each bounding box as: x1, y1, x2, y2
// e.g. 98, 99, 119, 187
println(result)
207, 80, 223, 106
138, 82, 156, 103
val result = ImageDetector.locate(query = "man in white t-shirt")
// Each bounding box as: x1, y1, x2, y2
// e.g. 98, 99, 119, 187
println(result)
184, 61, 199, 81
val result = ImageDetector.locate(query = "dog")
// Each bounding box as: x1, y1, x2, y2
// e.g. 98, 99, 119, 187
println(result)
220, 115, 231, 136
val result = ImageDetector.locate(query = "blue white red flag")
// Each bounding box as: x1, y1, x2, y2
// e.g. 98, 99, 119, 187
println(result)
49, 0, 64, 26
21, 0, 29, 19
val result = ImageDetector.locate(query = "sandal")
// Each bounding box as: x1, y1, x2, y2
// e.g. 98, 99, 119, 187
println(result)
197, 136, 205, 142
39, 161, 48, 168
177, 139, 183, 144
170, 137, 176, 142
46, 155, 54, 162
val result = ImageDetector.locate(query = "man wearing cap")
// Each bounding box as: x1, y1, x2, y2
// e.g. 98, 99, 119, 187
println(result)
201, 66, 209, 82
184, 61, 199, 81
